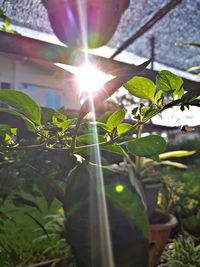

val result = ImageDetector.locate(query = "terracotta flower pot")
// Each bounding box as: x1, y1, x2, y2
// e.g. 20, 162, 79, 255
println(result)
42, 0, 130, 48
149, 211, 177, 267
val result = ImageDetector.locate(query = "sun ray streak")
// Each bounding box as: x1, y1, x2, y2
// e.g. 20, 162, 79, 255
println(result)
74, 2, 115, 265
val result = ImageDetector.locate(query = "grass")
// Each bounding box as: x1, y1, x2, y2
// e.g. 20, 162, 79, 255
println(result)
0, 195, 72, 267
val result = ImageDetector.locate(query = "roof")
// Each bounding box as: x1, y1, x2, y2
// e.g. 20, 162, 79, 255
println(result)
0, 0, 200, 72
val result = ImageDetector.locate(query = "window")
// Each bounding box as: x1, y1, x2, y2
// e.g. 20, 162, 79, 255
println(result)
20, 83, 62, 109
1, 82, 11, 89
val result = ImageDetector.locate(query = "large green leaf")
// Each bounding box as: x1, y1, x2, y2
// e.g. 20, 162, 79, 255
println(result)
124, 76, 156, 102
0, 107, 36, 132
156, 70, 183, 93
0, 90, 41, 125
127, 135, 166, 159
106, 109, 125, 131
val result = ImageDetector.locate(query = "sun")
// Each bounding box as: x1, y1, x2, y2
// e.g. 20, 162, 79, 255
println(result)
75, 63, 112, 94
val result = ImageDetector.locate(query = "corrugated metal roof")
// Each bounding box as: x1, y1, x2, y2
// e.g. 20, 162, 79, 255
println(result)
0, 0, 200, 72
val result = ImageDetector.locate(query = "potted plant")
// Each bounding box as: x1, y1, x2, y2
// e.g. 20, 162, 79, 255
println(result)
0, 68, 199, 267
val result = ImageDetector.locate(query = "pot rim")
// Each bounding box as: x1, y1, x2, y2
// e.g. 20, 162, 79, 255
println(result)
150, 214, 177, 231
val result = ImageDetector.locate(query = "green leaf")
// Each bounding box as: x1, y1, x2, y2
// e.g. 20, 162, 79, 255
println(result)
96, 122, 110, 132
10, 128, 17, 135
52, 113, 67, 123
0, 90, 41, 125
41, 107, 57, 123
12, 194, 41, 211
154, 90, 163, 105
142, 106, 161, 123
117, 123, 133, 136
124, 76, 156, 102
58, 119, 76, 131
161, 160, 188, 169
100, 144, 126, 156
0, 107, 36, 132
156, 70, 183, 94
106, 109, 125, 131
0, 124, 10, 133
127, 135, 166, 159
77, 134, 106, 144
4, 133, 12, 144
5, 16, 10, 27
105, 182, 149, 239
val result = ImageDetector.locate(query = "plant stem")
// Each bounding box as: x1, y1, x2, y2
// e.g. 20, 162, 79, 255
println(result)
70, 113, 83, 154
135, 125, 144, 175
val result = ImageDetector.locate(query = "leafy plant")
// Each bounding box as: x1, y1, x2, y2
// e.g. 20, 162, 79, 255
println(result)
0, 69, 200, 266
0, 7, 18, 34
158, 235, 200, 267
158, 160, 200, 237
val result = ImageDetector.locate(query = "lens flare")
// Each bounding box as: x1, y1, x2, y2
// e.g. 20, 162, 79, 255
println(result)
76, 63, 111, 94
115, 184, 124, 193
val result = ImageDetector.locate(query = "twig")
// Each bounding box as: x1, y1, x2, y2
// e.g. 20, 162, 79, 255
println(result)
111, 0, 182, 58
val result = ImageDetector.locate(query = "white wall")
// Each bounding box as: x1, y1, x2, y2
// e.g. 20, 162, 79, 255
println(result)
0, 53, 80, 110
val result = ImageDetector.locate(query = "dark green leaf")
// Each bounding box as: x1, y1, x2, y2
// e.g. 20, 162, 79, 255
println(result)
142, 107, 161, 123
106, 109, 125, 131
132, 107, 138, 116
41, 107, 57, 123
156, 70, 183, 94
0, 107, 36, 132
127, 135, 166, 159
124, 76, 156, 102
25, 212, 49, 238
100, 144, 126, 156
0, 8, 4, 18
12, 194, 41, 211
0, 90, 41, 125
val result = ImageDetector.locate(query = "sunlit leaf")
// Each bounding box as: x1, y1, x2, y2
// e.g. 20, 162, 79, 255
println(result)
117, 123, 133, 136
0, 90, 41, 125
58, 119, 76, 131
124, 76, 156, 102
156, 70, 183, 94
106, 109, 125, 131
160, 150, 196, 160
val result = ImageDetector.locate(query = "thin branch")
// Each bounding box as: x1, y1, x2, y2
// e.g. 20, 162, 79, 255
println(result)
111, 0, 182, 58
